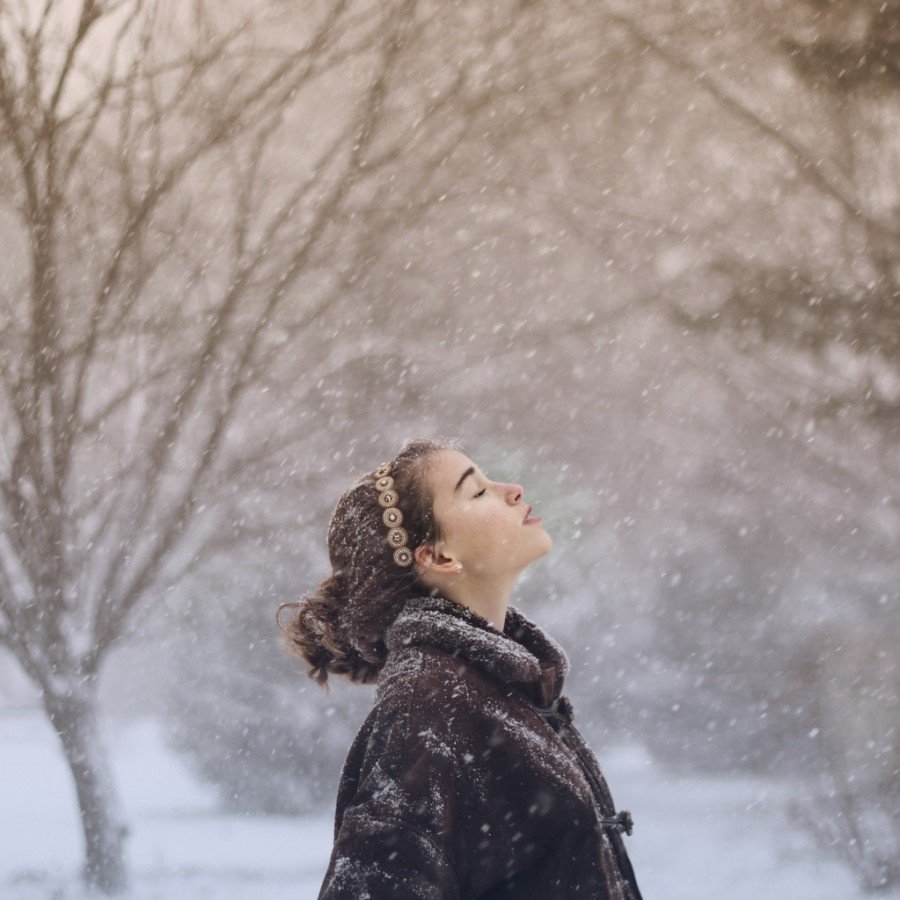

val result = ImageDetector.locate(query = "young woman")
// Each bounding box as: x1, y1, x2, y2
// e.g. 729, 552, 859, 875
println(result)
277, 438, 643, 899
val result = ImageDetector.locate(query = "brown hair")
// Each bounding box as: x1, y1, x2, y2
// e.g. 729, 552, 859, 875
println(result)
276, 437, 460, 690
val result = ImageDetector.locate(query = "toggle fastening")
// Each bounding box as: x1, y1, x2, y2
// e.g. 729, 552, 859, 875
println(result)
597, 809, 634, 836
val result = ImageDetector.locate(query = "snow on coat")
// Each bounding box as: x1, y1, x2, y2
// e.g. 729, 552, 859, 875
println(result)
317, 593, 644, 899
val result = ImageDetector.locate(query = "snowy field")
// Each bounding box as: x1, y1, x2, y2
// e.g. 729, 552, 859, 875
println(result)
1, 709, 893, 899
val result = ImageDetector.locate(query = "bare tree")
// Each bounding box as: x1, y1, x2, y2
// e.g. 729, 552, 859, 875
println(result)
0, 0, 548, 891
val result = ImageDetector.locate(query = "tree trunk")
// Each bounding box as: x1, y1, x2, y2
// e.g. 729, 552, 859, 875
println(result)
42, 685, 129, 894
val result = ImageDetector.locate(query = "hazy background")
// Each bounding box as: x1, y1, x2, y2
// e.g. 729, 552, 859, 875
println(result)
0, 0, 897, 895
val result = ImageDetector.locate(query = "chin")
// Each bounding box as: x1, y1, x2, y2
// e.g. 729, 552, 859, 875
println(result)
533, 528, 553, 557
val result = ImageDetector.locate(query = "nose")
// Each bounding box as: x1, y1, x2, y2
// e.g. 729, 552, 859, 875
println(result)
506, 483, 524, 504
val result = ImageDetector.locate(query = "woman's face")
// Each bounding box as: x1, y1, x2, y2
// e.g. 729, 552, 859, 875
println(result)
419, 449, 552, 578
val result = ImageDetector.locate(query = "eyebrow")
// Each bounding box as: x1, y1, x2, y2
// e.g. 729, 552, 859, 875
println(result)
454, 466, 476, 494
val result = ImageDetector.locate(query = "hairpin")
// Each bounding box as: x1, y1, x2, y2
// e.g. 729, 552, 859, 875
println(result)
374, 462, 414, 567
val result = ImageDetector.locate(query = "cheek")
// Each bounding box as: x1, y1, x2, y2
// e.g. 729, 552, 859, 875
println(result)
460, 506, 517, 554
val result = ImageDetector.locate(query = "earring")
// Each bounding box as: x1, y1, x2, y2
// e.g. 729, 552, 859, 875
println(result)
454, 563, 463, 573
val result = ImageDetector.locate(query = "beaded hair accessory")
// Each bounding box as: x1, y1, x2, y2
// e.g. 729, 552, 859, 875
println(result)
373, 461, 414, 567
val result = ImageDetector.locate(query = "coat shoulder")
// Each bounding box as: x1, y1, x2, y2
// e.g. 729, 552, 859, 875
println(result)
369, 643, 534, 781
377, 643, 509, 719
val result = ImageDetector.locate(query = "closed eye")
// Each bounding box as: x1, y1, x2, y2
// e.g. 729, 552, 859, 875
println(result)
474, 487, 486, 498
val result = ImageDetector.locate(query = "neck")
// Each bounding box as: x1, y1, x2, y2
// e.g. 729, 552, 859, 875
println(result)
440, 572, 520, 630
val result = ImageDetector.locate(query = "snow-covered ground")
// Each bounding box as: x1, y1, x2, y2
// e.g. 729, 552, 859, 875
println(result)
0, 709, 893, 899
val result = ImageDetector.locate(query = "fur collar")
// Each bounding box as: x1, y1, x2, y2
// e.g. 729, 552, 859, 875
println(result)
383, 594, 570, 690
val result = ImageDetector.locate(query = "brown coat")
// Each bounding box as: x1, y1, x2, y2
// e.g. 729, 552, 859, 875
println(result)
317, 594, 643, 899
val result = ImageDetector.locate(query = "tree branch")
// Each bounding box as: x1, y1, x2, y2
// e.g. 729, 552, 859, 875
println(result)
604, 11, 900, 245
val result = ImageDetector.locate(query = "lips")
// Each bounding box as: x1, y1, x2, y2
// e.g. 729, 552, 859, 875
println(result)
522, 505, 533, 524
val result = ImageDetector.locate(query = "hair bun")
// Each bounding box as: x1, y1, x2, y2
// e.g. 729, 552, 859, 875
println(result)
277, 438, 460, 688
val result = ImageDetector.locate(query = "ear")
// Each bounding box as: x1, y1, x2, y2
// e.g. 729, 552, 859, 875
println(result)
413, 542, 459, 578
